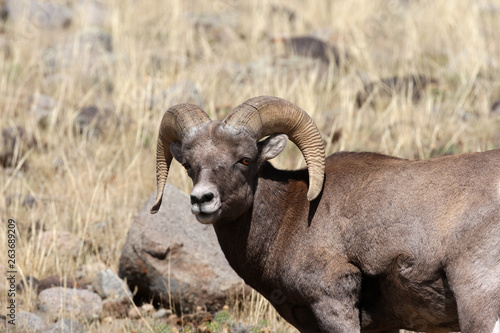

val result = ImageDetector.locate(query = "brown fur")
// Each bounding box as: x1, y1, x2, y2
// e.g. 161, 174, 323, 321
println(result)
170, 121, 500, 332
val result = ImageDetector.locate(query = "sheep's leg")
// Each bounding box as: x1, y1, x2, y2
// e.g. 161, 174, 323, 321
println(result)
270, 295, 360, 333
311, 297, 361, 332
450, 284, 499, 333
456, 312, 500, 333
308, 264, 363, 332
447, 264, 500, 333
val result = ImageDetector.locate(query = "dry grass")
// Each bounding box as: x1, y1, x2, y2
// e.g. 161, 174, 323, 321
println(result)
1, 0, 499, 332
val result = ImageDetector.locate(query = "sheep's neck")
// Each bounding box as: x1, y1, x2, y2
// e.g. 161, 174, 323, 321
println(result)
213, 163, 309, 292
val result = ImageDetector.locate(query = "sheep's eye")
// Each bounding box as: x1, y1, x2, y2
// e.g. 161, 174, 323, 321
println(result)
182, 163, 190, 170
239, 157, 251, 166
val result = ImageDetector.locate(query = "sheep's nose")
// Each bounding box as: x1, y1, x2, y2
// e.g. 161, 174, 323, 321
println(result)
190, 183, 221, 221
190, 192, 214, 205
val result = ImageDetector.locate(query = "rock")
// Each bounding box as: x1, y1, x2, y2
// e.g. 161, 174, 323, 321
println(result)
0, 0, 8, 21
232, 324, 251, 333
16, 311, 46, 333
269, 4, 297, 22
140, 303, 154, 314
155, 308, 171, 318
38, 275, 79, 292
118, 184, 247, 312
273, 35, 346, 66
38, 231, 81, 257
75, 105, 100, 131
0, 126, 36, 168
16, 275, 40, 293
127, 307, 141, 319
74, 105, 116, 137
92, 268, 131, 300
187, 12, 240, 45
5, 193, 38, 208
38, 287, 102, 321
29, 93, 57, 127
44, 318, 86, 333
356, 74, 439, 107
167, 313, 181, 326
22, 193, 37, 208
182, 310, 212, 327
101, 298, 129, 318
491, 99, 500, 115
7, 0, 72, 29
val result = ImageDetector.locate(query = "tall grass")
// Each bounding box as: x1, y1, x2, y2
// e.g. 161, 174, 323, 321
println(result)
1, 0, 499, 331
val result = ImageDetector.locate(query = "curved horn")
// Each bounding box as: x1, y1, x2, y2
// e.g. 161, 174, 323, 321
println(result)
222, 96, 325, 201
151, 104, 210, 214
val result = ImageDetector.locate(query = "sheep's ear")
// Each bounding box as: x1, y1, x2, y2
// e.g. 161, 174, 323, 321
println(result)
170, 141, 183, 162
258, 134, 288, 162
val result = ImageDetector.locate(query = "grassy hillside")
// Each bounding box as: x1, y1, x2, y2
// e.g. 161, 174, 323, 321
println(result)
1, 0, 499, 331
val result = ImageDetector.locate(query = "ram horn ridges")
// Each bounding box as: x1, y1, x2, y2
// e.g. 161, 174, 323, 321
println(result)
151, 104, 210, 214
222, 96, 325, 201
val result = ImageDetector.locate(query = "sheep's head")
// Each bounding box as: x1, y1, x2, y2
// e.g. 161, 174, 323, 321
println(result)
150, 96, 326, 225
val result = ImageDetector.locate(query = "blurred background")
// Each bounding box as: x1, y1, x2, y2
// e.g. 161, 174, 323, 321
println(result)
0, 0, 499, 331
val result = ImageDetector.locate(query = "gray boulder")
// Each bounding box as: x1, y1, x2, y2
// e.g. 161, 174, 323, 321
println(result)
38, 287, 102, 321
16, 311, 46, 333
119, 184, 247, 312
92, 268, 131, 300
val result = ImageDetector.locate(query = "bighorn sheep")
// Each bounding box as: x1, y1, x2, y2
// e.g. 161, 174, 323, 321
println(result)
151, 96, 500, 333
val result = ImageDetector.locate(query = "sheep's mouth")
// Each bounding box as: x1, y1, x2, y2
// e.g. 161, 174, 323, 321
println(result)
191, 201, 221, 224
195, 210, 220, 224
